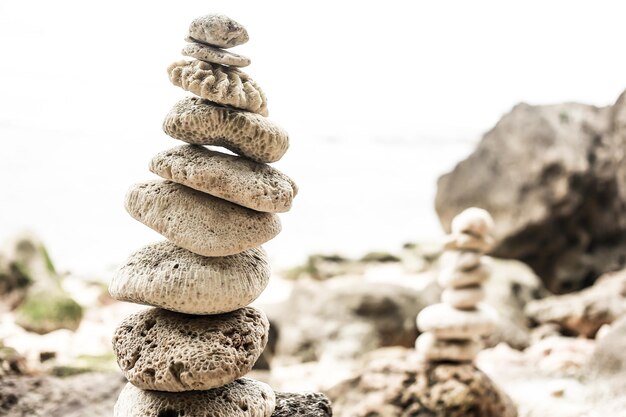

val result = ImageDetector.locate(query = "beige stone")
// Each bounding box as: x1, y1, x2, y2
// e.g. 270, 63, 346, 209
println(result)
168, 60, 268, 116
439, 250, 482, 272
441, 285, 486, 309
451, 207, 495, 237
438, 261, 491, 288
444, 232, 494, 252
149, 145, 297, 213
109, 241, 270, 314
114, 378, 275, 417
187, 14, 249, 49
416, 303, 497, 339
163, 97, 288, 163
182, 42, 251, 67
415, 332, 482, 362
124, 180, 281, 257
112, 307, 269, 392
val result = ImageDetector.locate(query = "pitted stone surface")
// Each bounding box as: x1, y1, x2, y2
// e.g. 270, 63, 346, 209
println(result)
415, 332, 481, 362
109, 241, 270, 314
438, 262, 491, 288
441, 285, 485, 309
168, 60, 268, 116
272, 392, 333, 417
451, 207, 495, 237
417, 303, 497, 339
163, 97, 288, 163
124, 180, 281, 257
187, 14, 249, 49
183, 42, 251, 67
150, 145, 297, 213
114, 378, 275, 417
112, 307, 269, 392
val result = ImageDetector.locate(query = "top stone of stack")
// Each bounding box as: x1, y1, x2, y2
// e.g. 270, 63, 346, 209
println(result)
187, 14, 249, 48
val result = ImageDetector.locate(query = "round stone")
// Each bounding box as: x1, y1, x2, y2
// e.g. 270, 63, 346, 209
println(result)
150, 145, 297, 213
451, 207, 495, 237
439, 250, 482, 271
114, 378, 275, 417
444, 232, 494, 252
416, 303, 497, 339
112, 307, 269, 392
273, 392, 333, 417
441, 285, 486, 309
109, 241, 270, 314
187, 14, 249, 49
124, 180, 281, 257
438, 262, 491, 288
182, 42, 251, 67
167, 60, 268, 116
163, 97, 288, 163
415, 332, 482, 362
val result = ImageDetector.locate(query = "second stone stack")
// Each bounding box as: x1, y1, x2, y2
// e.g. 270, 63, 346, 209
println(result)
109, 13, 299, 417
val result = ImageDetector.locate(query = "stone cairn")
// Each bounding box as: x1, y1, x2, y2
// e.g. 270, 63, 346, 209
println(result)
109, 13, 332, 417
416, 207, 498, 363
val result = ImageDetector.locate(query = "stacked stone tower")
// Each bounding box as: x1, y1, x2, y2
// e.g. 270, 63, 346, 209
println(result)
109, 13, 331, 417
416, 207, 498, 362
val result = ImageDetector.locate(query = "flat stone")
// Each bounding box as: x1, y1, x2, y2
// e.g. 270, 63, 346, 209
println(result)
112, 307, 269, 392
417, 303, 497, 339
438, 262, 491, 288
168, 60, 268, 116
441, 285, 486, 309
183, 42, 251, 67
187, 14, 249, 49
150, 145, 297, 213
444, 232, 494, 252
415, 332, 482, 362
109, 241, 270, 314
451, 207, 494, 237
163, 97, 288, 163
272, 392, 333, 417
440, 250, 482, 271
114, 378, 275, 416
124, 180, 281, 257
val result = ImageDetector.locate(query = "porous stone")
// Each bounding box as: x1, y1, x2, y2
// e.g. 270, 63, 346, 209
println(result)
183, 42, 251, 67
112, 307, 269, 392
417, 303, 497, 339
109, 241, 270, 315
114, 378, 275, 417
149, 145, 297, 213
272, 392, 333, 417
124, 180, 281, 257
438, 262, 491, 288
444, 233, 494, 252
451, 207, 494, 237
439, 250, 482, 271
168, 60, 268, 116
415, 332, 481, 362
441, 285, 486, 309
187, 14, 249, 49
163, 97, 288, 163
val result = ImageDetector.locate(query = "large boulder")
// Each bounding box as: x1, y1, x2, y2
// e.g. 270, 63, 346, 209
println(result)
436, 90, 626, 293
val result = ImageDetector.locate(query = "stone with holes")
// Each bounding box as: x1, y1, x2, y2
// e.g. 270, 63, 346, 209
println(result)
109, 241, 270, 314
182, 42, 251, 67
187, 14, 249, 49
112, 307, 269, 391
272, 392, 333, 417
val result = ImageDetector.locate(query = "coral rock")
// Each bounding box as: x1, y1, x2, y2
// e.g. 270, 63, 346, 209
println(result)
187, 14, 249, 49
183, 42, 251, 67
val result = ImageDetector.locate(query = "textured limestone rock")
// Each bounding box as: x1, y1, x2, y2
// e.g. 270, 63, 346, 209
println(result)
272, 392, 333, 417
187, 14, 249, 49
441, 285, 485, 309
150, 145, 297, 213
112, 307, 269, 391
168, 60, 268, 116
163, 97, 288, 163
183, 42, 250, 67
109, 241, 270, 314
415, 332, 482, 362
124, 180, 281, 257
438, 262, 491, 288
417, 303, 497, 339
114, 378, 275, 417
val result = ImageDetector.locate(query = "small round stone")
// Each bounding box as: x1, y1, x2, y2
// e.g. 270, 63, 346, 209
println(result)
415, 332, 482, 362
187, 14, 249, 49
114, 378, 275, 417
163, 97, 288, 163
109, 241, 270, 314
441, 285, 486, 309
439, 250, 482, 271
444, 233, 494, 252
150, 145, 297, 213
112, 307, 269, 392
416, 303, 497, 339
438, 262, 491, 288
182, 41, 251, 67
168, 60, 268, 116
272, 392, 333, 417
124, 180, 281, 257
451, 207, 495, 237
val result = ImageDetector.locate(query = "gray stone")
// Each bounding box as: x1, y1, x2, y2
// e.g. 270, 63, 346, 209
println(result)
183, 42, 250, 67
187, 14, 249, 49
272, 392, 333, 417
